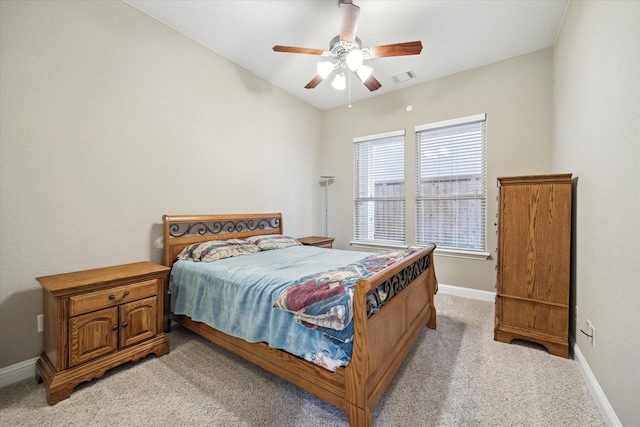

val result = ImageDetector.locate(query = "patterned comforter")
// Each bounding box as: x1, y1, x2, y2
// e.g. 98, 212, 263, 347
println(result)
171, 245, 415, 370
273, 249, 416, 357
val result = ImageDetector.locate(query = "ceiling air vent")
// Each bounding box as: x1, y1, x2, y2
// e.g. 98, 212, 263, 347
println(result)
391, 70, 416, 84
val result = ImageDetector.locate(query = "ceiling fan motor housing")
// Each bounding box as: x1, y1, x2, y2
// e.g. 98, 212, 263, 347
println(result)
330, 35, 361, 57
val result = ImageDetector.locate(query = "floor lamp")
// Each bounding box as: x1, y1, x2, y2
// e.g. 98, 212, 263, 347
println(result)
320, 175, 334, 237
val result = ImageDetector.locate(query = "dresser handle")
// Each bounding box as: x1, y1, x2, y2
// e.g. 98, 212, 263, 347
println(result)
122, 322, 128, 328
111, 325, 118, 331
108, 290, 130, 303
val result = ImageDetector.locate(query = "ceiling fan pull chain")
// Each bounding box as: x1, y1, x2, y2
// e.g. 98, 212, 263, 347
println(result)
348, 72, 352, 109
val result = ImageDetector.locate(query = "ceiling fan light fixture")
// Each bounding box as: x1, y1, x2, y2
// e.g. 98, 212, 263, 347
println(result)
331, 73, 346, 90
273, 1, 423, 95
317, 61, 334, 79
356, 65, 373, 82
345, 49, 363, 71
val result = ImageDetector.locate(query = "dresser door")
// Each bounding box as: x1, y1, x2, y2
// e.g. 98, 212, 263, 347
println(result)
69, 307, 118, 367
119, 296, 157, 348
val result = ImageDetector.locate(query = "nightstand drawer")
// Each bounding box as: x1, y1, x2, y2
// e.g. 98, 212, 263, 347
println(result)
69, 279, 158, 316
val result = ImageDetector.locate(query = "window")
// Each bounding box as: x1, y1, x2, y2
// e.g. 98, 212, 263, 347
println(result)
353, 130, 405, 247
415, 114, 487, 255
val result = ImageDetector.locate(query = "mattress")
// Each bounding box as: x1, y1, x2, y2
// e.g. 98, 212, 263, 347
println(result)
170, 245, 371, 370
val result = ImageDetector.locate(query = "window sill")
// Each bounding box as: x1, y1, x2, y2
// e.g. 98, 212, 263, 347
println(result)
349, 241, 408, 251
350, 241, 491, 260
433, 247, 491, 260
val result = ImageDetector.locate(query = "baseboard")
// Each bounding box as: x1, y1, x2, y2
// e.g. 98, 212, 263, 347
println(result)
0, 356, 39, 388
437, 283, 496, 302
573, 342, 622, 427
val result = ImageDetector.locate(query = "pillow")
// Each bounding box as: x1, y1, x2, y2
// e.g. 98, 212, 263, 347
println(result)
177, 239, 260, 262
244, 234, 302, 251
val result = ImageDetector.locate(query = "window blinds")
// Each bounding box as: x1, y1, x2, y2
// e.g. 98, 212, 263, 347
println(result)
415, 114, 487, 251
353, 130, 405, 245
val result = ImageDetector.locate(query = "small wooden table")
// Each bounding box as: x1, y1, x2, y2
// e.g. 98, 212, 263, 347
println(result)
297, 236, 335, 248
35, 261, 170, 404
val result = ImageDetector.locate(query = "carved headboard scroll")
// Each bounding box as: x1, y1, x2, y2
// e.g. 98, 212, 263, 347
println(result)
162, 213, 283, 268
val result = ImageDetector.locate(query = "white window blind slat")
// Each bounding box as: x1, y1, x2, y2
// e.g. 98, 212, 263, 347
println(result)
415, 115, 487, 252
353, 130, 406, 245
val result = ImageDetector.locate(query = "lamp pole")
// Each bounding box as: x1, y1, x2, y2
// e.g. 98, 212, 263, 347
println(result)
320, 175, 334, 237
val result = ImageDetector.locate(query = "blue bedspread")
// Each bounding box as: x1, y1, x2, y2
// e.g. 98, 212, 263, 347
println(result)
170, 246, 370, 368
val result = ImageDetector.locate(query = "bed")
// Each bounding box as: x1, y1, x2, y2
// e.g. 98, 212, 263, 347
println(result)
162, 213, 437, 427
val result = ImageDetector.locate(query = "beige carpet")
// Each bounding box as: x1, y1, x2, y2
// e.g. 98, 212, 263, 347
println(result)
0, 294, 605, 426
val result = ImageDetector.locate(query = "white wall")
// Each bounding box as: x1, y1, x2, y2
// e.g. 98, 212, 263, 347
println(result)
320, 48, 555, 293
0, 1, 322, 367
553, 1, 640, 425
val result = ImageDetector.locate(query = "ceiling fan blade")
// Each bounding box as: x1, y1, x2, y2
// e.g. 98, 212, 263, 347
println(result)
352, 69, 381, 91
368, 41, 423, 58
362, 74, 382, 92
273, 45, 325, 55
339, 1, 360, 43
304, 75, 324, 89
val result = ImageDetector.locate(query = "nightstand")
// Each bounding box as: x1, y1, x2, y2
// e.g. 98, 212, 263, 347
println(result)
298, 236, 335, 248
35, 261, 170, 405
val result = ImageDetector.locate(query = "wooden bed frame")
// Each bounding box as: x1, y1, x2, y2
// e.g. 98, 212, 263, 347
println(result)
162, 213, 437, 427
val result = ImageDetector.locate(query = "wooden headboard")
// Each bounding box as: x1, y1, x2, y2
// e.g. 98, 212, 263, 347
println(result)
162, 213, 283, 268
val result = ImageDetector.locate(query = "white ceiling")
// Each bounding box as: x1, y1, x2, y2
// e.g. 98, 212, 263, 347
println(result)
124, 0, 568, 111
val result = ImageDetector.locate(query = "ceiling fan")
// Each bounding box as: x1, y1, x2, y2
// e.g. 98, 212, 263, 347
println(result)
273, 0, 423, 92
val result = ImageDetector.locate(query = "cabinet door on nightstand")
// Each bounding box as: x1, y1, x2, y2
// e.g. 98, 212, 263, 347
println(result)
69, 307, 118, 367
119, 296, 157, 348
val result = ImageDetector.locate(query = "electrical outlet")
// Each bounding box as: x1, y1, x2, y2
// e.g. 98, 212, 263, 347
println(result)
37, 314, 44, 333
586, 319, 595, 347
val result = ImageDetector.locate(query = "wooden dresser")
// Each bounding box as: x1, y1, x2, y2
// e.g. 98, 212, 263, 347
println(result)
36, 261, 170, 404
494, 174, 572, 358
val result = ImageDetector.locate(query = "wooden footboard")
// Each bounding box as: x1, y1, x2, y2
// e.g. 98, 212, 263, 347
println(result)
346, 246, 436, 425
162, 213, 437, 427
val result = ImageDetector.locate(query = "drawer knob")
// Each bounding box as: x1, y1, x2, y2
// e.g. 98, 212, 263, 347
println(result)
108, 290, 130, 303
122, 322, 128, 328
111, 325, 118, 331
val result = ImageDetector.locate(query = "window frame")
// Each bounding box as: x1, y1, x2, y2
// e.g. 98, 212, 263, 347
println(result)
351, 129, 407, 249
414, 114, 490, 260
